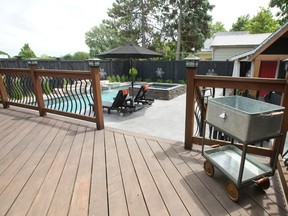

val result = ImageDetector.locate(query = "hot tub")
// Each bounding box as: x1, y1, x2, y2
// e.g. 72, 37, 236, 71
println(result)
131, 82, 186, 100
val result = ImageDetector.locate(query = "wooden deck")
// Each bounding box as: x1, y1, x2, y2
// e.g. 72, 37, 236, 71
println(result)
0, 107, 287, 216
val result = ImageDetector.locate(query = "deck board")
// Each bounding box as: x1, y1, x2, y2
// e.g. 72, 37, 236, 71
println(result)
137, 137, 190, 216
125, 135, 170, 216
7, 121, 69, 215
27, 123, 75, 216
0, 107, 287, 216
47, 125, 85, 216
149, 139, 210, 215
89, 130, 108, 216
114, 132, 149, 216
105, 130, 129, 216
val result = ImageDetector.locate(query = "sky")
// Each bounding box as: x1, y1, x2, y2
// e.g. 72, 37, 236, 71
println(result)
0, 0, 276, 57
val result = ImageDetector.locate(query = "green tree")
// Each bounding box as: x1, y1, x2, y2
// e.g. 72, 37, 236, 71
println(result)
269, 0, 288, 25
160, 0, 214, 60
245, 7, 279, 33
39, 54, 55, 59
210, 21, 227, 36
154, 40, 177, 60
105, 0, 160, 48
85, 0, 213, 60
18, 43, 36, 58
73, 52, 90, 60
0, 51, 10, 58
61, 54, 73, 60
85, 23, 122, 56
231, 15, 250, 32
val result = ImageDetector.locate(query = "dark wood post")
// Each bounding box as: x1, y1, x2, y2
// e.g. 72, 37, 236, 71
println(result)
0, 74, 9, 108
89, 60, 104, 130
184, 57, 199, 149
270, 71, 288, 166
279, 72, 288, 152
28, 60, 46, 117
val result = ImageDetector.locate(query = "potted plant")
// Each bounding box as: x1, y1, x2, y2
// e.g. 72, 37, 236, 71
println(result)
129, 67, 138, 76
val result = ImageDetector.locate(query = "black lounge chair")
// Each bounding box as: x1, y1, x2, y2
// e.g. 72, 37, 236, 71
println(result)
102, 89, 135, 115
133, 84, 154, 105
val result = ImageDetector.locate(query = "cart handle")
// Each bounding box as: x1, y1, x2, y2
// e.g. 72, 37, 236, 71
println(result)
260, 111, 283, 117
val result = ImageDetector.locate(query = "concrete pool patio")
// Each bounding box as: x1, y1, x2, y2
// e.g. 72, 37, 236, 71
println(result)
103, 93, 186, 142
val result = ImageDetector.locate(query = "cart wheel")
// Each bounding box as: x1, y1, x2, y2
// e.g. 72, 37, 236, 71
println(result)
226, 181, 239, 202
204, 160, 214, 177
284, 158, 288, 167
255, 177, 270, 189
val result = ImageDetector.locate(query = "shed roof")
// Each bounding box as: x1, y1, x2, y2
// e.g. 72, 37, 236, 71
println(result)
250, 22, 288, 60
211, 32, 271, 47
230, 49, 255, 61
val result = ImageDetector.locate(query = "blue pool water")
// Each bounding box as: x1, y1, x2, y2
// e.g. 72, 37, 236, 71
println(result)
46, 86, 129, 113
102, 87, 127, 102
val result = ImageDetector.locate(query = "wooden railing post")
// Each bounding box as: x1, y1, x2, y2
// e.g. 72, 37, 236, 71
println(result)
28, 60, 46, 116
270, 70, 288, 166
184, 57, 199, 149
88, 59, 104, 130
0, 74, 9, 108
277, 72, 288, 154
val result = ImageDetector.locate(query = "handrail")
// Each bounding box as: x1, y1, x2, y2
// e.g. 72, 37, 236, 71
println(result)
185, 66, 288, 167
0, 65, 104, 130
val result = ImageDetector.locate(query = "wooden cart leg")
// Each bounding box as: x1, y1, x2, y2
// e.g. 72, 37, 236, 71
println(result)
204, 160, 214, 177
226, 181, 239, 202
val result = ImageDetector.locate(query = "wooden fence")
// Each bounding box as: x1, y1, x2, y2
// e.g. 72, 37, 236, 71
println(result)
0, 58, 237, 82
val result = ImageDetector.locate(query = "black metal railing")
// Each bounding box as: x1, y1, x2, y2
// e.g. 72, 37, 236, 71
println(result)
0, 65, 104, 129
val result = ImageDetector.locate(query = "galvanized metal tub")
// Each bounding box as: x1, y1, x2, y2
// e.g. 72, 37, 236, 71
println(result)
206, 96, 284, 143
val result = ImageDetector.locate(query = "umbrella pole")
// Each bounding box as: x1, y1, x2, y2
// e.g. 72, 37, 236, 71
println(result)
131, 75, 134, 106
130, 58, 134, 106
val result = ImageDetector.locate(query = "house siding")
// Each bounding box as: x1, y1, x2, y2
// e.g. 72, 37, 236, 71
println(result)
213, 46, 257, 61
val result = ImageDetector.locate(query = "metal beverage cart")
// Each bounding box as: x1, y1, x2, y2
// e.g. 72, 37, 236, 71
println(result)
201, 96, 284, 201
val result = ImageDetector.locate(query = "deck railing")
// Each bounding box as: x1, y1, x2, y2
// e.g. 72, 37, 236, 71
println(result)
185, 65, 288, 167
0, 63, 104, 130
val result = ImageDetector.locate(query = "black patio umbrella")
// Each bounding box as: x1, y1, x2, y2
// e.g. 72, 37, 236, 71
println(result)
97, 43, 163, 59
97, 43, 163, 105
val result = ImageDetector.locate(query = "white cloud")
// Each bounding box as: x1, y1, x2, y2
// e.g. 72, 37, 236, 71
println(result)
0, 0, 114, 57
0, 0, 279, 57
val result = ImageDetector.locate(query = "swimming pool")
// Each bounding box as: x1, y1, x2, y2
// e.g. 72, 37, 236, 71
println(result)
45, 85, 129, 113
102, 86, 129, 102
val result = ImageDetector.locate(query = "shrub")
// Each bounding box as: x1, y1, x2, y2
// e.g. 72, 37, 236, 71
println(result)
144, 78, 152, 83
165, 79, 173, 83
111, 75, 117, 82
157, 79, 163, 83
116, 75, 121, 82
106, 76, 112, 82
120, 75, 126, 82
178, 79, 186, 84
